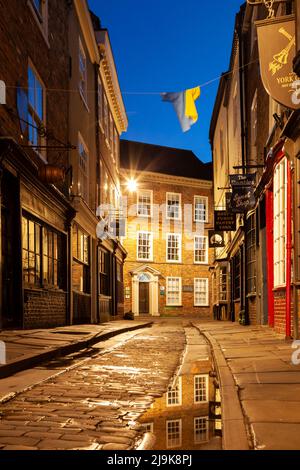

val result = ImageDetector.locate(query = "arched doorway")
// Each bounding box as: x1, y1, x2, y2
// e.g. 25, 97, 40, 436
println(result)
131, 265, 162, 316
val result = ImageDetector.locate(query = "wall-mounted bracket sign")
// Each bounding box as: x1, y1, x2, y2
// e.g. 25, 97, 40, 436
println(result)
0, 81, 6, 105
256, 15, 300, 109
229, 174, 256, 213
208, 230, 225, 248
214, 211, 236, 232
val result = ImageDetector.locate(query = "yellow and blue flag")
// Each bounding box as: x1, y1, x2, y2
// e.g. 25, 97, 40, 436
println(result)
161, 86, 201, 132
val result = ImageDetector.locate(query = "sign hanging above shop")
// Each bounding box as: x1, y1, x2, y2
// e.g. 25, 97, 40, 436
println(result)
214, 211, 236, 232
208, 230, 225, 248
229, 174, 256, 213
256, 15, 300, 109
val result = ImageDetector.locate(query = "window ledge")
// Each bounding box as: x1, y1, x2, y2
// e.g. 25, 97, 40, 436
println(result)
79, 89, 90, 112
246, 293, 257, 298
27, 0, 50, 49
273, 285, 286, 292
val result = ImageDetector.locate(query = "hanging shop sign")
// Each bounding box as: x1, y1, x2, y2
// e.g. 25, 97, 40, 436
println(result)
214, 211, 236, 232
225, 192, 233, 212
229, 174, 256, 213
208, 230, 225, 248
256, 15, 300, 109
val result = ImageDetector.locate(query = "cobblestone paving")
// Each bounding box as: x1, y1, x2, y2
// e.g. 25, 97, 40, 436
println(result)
0, 324, 186, 450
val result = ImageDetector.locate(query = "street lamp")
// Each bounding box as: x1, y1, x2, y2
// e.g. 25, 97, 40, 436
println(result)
126, 177, 138, 192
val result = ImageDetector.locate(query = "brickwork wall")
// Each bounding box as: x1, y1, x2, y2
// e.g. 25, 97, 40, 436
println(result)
24, 289, 66, 329
0, 0, 70, 169
123, 174, 213, 318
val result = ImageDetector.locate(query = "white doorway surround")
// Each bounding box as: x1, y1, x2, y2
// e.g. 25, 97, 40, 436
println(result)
130, 265, 162, 316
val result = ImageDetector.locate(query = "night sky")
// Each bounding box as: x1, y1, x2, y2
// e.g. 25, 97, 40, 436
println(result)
88, 0, 246, 162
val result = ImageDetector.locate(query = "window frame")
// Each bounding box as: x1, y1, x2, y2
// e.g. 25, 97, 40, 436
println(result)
27, 61, 46, 161
137, 231, 153, 262
194, 374, 209, 404
28, 0, 49, 45
194, 416, 209, 444
78, 132, 89, 203
166, 233, 182, 263
166, 419, 182, 449
273, 158, 287, 287
137, 189, 153, 218
194, 235, 208, 264
166, 376, 182, 407
22, 213, 65, 290
166, 277, 182, 307
194, 278, 209, 307
166, 192, 182, 221
194, 195, 208, 223
78, 37, 88, 105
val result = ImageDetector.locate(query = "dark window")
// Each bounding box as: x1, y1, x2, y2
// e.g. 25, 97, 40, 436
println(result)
99, 249, 110, 296
232, 251, 241, 300
22, 214, 65, 288
116, 261, 124, 304
246, 213, 256, 294
72, 224, 90, 293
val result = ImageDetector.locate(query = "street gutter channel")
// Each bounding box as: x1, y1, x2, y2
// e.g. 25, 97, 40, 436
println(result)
192, 324, 252, 450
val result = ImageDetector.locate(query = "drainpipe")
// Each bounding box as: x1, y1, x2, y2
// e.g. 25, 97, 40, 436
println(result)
286, 160, 292, 338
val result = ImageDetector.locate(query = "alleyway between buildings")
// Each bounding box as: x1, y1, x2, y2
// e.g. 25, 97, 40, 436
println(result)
0, 320, 300, 450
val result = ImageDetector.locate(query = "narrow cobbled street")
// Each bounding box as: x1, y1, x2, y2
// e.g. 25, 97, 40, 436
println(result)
0, 322, 186, 450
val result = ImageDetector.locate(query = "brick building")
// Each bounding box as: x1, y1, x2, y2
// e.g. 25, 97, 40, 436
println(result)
0, 0, 127, 329
120, 140, 213, 318
0, 0, 75, 329
210, 0, 300, 338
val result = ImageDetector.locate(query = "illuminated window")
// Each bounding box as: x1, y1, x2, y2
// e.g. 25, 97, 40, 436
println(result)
166, 277, 181, 306
137, 232, 152, 261
194, 375, 208, 403
166, 419, 182, 448
166, 193, 181, 220
194, 196, 208, 222
167, 233, 181, 262
194, 236, 208, 264
137, 190, 152, 217
194, 417, 208, 443
194, 278, 209, 306
274, 158, 287, 287
166, 377, 182, 406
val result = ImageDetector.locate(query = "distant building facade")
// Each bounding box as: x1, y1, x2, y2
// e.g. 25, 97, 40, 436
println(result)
120, 140, 213, 319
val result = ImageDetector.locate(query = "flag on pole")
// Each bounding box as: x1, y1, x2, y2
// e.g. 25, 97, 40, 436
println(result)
161, 86, 201, 132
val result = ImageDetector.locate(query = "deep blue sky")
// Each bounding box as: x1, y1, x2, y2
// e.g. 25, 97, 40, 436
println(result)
88, 0, 245, 162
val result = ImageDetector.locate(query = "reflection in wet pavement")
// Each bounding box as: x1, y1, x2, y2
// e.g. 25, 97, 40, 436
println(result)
139, 327, 222, 450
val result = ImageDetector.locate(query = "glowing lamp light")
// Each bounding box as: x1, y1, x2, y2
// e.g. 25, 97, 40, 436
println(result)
126, 178, 137, 192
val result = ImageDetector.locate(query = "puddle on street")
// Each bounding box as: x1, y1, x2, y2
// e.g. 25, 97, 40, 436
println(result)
139, 331, 222, 450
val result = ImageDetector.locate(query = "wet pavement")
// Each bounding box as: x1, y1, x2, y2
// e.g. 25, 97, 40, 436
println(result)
139, 326, 222, 450
195, 321, 300, 450
0, 322, 185, 450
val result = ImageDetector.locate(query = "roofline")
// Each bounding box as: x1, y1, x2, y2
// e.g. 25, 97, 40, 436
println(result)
120, 167, 212, 186
120, 139, 210, 164
74, 0, 100, 64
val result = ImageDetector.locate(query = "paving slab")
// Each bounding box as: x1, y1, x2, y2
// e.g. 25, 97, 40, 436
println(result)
239, 383, 300, 401
250, 423, 300, 450
0, 321, 152, 379
242, 399, 300, 423
194, 320, 300, 450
